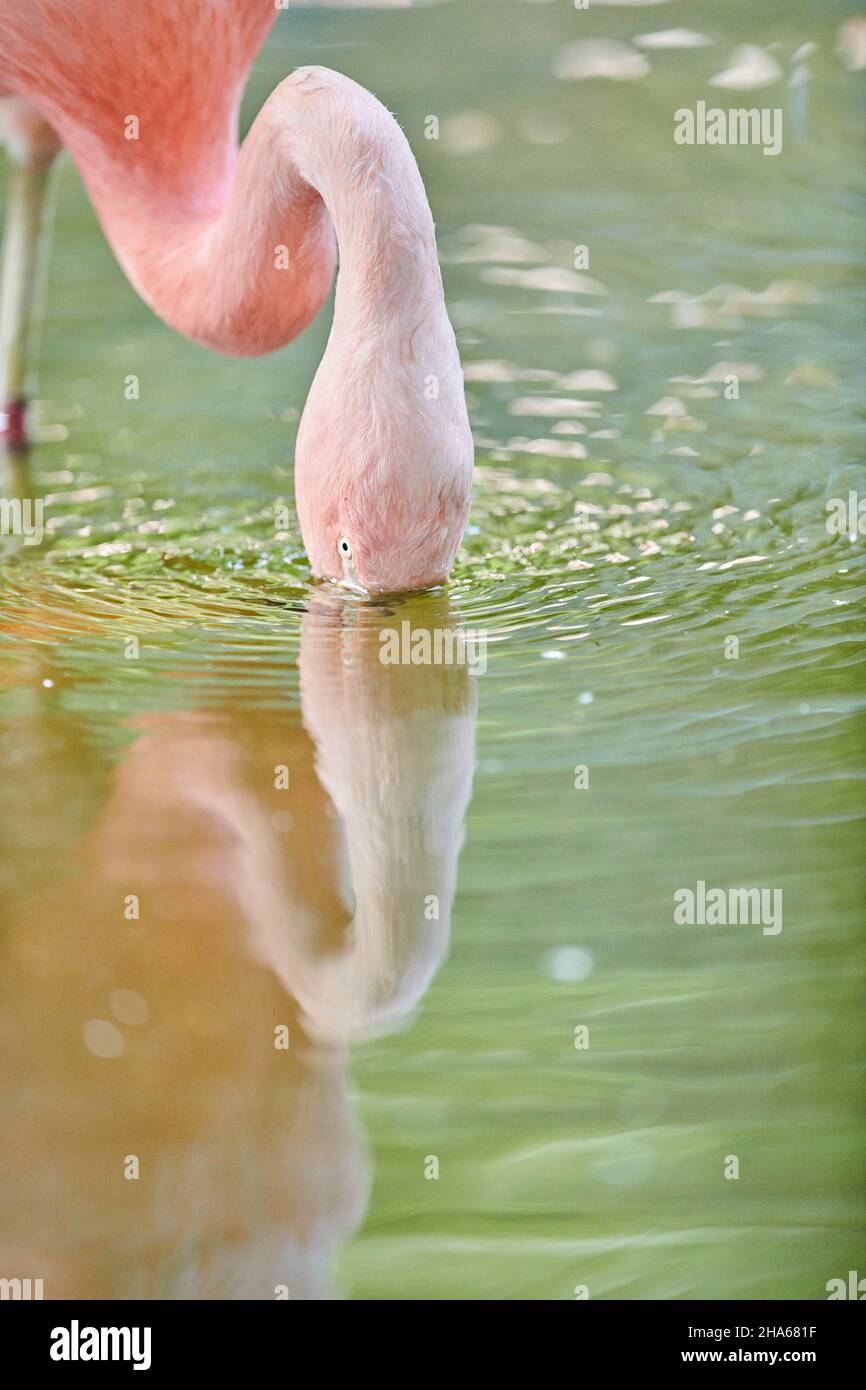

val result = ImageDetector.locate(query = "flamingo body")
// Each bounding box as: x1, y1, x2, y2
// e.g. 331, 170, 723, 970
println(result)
0, 1, 473, 593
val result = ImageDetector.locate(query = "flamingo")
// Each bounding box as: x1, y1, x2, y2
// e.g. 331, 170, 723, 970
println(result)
0, 1, 473, 593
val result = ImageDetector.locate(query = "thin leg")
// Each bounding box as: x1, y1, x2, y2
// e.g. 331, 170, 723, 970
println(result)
0, 101, 59, 448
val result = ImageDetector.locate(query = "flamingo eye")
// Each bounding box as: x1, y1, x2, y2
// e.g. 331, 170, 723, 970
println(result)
338, 537, 352, 559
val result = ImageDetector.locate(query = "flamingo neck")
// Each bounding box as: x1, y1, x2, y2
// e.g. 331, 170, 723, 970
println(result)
291, 70, 446, 345
70, 68, 448, 364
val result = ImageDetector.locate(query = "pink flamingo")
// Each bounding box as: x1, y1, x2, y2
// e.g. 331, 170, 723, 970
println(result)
0, 1, 473, 593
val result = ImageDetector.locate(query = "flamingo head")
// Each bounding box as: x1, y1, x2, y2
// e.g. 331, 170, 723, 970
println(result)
294, 364, 473, 595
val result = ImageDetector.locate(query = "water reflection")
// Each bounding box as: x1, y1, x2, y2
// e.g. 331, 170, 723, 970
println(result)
0, 592, 476, 1298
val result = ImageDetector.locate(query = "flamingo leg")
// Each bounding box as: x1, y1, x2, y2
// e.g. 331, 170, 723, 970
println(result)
0, 130, 58, 448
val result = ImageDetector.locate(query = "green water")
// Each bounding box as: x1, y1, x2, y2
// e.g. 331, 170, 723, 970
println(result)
0, 0, 864, 1300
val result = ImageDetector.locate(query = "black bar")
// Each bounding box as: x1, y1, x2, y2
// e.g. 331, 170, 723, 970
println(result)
2, 1299, 861, 1373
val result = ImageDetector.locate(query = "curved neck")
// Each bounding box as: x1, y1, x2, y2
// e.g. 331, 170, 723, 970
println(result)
64, 67, 448, 361
291, 70, 445, 338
